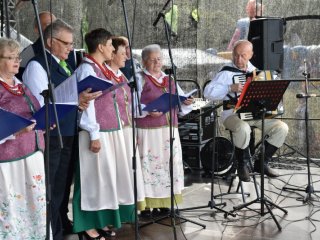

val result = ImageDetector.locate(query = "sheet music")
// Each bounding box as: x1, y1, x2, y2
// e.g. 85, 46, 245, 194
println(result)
54, 75, 78, 104
0, 107, 34, 141
183, 89, 198, 98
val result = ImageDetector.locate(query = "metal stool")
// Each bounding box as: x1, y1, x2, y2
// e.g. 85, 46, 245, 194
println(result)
215, 128, 260, 203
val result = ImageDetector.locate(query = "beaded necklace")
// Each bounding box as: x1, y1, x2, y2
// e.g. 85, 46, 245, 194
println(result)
0, 77, 25, 96
85, 54, 125, 83
104, 64, 125, 83
144, 72, 168, 88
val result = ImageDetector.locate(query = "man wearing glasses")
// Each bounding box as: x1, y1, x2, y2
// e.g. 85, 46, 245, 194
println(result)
23, 19, 101, 240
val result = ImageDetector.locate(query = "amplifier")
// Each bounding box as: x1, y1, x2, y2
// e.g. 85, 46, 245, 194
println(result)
178, 104, 214, 144
181, 142, 208, 169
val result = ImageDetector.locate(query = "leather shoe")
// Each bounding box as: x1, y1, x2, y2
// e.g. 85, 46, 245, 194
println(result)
140, 209, 152, 219
254, 162, 279, 178
62, 219, 73, 236
237, 165, 250, 182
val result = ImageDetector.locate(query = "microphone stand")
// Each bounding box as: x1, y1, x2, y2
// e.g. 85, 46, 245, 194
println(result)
140, 1, 205, 239
282, 60, 320, 202
31, 1, 63, 239
178, 103, 233, 217
119, 1, 142, 239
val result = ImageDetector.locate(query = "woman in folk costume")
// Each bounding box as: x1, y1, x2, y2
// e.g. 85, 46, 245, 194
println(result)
72, 29, 145, 240
135, 44, 193, 217
0, 38, 46, 239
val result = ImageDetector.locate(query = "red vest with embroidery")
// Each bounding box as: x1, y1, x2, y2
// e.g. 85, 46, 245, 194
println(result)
106, 67, 132, 127
135, 73, 178, 128
84, 61, 120, 131
0, 83, 45, 162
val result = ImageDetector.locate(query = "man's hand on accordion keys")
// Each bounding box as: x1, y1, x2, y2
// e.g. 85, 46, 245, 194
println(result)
230, 83, 243, 93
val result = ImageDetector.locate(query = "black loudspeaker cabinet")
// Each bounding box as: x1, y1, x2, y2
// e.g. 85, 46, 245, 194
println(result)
248, 17, 284, 72
181, 142, 208, 169
179, 104, 214, 169
178, 105, 214, 144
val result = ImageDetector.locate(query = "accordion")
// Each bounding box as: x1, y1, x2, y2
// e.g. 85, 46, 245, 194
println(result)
231, 71, 283, 120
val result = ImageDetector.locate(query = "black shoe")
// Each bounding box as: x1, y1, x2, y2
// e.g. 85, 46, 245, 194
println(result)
79, 230, 104, 240
237, 165, 250, 182
140, 209, 152, 219
62, 219, 73, 236
159, 208, 170, 216
99, 228, 116, 237
151, 208, 161, 217
254, 161, 279, 178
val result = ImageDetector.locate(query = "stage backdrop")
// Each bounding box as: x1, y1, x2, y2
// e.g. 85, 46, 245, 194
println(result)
14, 0, 320, 158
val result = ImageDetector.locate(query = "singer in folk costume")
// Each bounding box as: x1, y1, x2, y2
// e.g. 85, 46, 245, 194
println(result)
72, 29, 145, 239
0, 38, 46, 239
135, 44, 193, 217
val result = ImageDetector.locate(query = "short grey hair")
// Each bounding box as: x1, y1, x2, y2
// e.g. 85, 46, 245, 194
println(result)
0, 38, 20, 57
43, 18, 73, 42
141, 44, 162, 61
233, 40, 253, 51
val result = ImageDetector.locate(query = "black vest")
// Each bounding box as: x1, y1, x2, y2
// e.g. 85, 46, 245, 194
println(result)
31, 52, 78, 136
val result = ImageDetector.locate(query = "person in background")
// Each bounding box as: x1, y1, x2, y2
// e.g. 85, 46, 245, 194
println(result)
19, 11, 78, 79
227, 0, 263, 50
135, 44, 193, 217
23, 19, 102, 240
204, 40, 289, 182
119, 36, 141, 80
0, 38, 47, 239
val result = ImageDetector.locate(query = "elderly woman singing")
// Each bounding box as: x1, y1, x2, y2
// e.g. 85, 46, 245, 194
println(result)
135, 44, 193, 217
0, 38, 46, 239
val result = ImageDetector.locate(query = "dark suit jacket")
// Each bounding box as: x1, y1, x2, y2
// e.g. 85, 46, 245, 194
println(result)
31, 52, 78, 136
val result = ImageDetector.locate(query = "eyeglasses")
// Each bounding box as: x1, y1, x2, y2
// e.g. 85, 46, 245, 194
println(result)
0, 56, 22, 62
53, 37, 74, 47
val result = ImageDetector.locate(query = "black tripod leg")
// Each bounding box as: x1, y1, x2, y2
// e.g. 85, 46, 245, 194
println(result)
264, 199, 288, 214
264, 201, 282, 231
233, 198, 258, 211
179, 205, 211, 211
176, 215, 206, 229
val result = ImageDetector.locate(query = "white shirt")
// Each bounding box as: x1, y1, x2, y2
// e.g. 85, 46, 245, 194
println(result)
203, 62, 256, 122
74, 59, 100, 141
22, 52, 61, 107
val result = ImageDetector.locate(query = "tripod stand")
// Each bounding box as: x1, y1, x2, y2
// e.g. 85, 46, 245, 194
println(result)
282, 61, 320, 202
179, 103, 234, 217
29, 2, 63, 239
227, 80, 290, 230
139, 1, 206, 238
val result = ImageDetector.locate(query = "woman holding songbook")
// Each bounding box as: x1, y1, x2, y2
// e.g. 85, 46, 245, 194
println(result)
135, 44, 193, 217
72, 29, 145, 239
0, 38, 46, 238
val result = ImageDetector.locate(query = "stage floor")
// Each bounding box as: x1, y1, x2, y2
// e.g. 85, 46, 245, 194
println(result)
65, 162, 320, 240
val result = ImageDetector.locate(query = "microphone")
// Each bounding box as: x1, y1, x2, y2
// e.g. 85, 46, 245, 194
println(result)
296, 93, 320, 98
152, 0, 171, 27
153, 12, 164, 27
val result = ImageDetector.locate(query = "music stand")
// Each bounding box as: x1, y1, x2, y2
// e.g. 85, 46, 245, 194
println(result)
226, 80, 290, 231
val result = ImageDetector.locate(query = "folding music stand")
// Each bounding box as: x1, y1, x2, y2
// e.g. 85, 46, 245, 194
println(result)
226, 79, 290, 230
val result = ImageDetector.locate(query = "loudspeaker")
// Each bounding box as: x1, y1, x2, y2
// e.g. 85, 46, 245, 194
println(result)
248, 18, 284, 72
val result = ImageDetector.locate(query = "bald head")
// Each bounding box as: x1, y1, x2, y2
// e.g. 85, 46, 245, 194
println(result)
34, 11, 57, 35
232, 40, 253, 70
